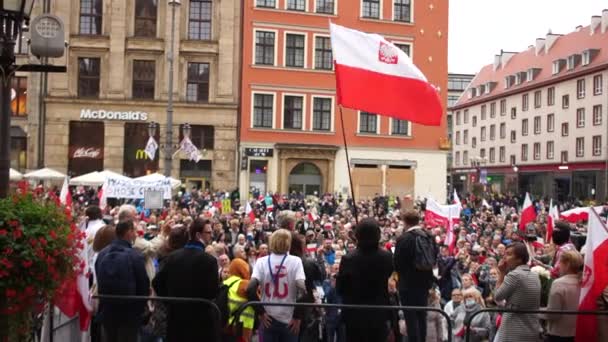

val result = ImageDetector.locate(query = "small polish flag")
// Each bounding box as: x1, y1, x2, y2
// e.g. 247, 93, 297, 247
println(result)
308, 207, 320, 222
546, 200, 559, 243
246, 201, 256, 222
453, 189, 461, 207
98, 182, 107, 210
330, 23, 442, 126
575, 208, 608, 341
519, 193, 537, 231
59, 176, 72, 209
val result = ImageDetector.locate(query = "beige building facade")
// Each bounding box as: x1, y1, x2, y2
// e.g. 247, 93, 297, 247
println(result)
36, 0, 240, 190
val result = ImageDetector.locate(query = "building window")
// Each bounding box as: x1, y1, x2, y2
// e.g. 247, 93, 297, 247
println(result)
547, 87, 555, 106
472, 137, 476, 148
490, 124, 495, 141
480, 126, 486, 141
392, 119, 410, 136
552, 60, 561, 75
362, 0, 380, 19
547, 141, 554, 159
253, 94, 274, 128
562, 95, 569, 109
480, 149, 486, 159
576, 79, 586, 99
134, 0, 157, 37
455, 152, 460, 166
500, 100, 506, 116
490, 102, 496, 118
394, 0, 411, 22
448, 76, 472, 91
463, 110, 469, 124
455, 131, 460, 145
132, 60, 155, 99
522, 119, 528, 136
463, 151, 468, 165
489, 148, 495, 163
255, 31, 275, 65
316, 0, 334, 14
79, 0, 102, 35
521, 144, 528, 161
500, 123, 506, 139
511, 107, 516, 119
313, 97, 332, 131
359, 112, 377, 133
472, 116, 477, 127
314, 36, 333, 70
561, 151, 568, 163
593, 105, 602, 126
522, 93, 529, 111
594, 75, 603, 95
547, 114, 555, 132
256, 0, 276, 8
10, 77, 27, 117
534, 90, 541, 108
533, 143, 540, 160
510, 130, 516, 143
287, 0, 305, 11
394, 44, 411, 57
463, 130, 468, 144
499, 147, 505, 162
77, 57, 100, 98
510, 155, 516, 166
561, 123, 569, 137
481, 105, 486, 120
180, 124, 214, 150
283, 95, 303, 129
186, 62, 209, 102
593, 136, 602, 156
188, 0, 212, 40
534, 116, 541, 134
576, 108, 585, 128
576, 137, 584, 157
448, 95, 459, 108
285, 34, 305, 68
456, 111, 461, 125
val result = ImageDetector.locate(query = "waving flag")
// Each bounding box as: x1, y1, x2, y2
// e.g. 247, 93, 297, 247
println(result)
453, 189, 461, 207
576, 208, 608, 342
560, 206, 603, 223
519, 193, 536, 230
179, 136, 201, 162
546, 200, 559, 243
144, 136, 158, 160
424, 198, 461, 253
59, 176, 72, 209
330, 23, 442, 126
246, 201, 256, 222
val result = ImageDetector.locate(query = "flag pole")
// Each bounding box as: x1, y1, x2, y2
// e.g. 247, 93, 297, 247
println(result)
339, 106, 359, 224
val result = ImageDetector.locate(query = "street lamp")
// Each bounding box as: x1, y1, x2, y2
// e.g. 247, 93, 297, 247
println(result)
182, 122, 191, 138
0, 0, 35, 199
148, 121, 157, 138
164, 0, 180, 177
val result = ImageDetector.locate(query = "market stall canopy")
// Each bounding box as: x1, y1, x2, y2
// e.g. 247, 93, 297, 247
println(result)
9, 168, 23, 181
24, 168, 66, 180
134, 173, 181, 189
70, 170, 131, 186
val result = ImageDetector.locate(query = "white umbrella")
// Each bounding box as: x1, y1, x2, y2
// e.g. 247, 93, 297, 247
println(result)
135, 173, 182, 189
24, 168, 66, 180
70, 170, 132, 186
98, 170, 131, 182
9, 168, 23, 181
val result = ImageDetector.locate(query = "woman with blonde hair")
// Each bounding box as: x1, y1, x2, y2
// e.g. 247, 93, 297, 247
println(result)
451, 288, 491, 342
542, 250, 583, 342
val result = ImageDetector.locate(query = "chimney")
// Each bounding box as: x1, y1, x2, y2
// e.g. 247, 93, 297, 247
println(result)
545, 32, 561, 53
603, 9, 608, 34
535, 38, 545, 56
575, 25, 582, 32
591, 15, 601, 35
493, 55, 501, 71
500, 51, 516, 67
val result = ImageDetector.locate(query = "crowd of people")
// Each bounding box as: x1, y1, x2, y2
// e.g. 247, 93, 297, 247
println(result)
68, 186, 608, 342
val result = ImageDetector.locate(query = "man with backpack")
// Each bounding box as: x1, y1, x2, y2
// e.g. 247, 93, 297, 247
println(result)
394, 210, 438, 342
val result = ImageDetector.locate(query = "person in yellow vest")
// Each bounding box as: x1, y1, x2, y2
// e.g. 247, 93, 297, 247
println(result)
223, 258, 255, 342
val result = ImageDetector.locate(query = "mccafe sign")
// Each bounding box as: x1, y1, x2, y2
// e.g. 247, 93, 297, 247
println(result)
69, 147, 103, 159
80, 108, 148, 121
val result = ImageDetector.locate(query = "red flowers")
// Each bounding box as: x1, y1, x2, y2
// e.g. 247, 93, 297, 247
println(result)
22, 260, 33, 268
50, 230, 57, 239
8, 219, 19, 227
0, 258, 13, 269
6, 288, 17, 298
0, 229, 7, 236
12, 228, 23, 239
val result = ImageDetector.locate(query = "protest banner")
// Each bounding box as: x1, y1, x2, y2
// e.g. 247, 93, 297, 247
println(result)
102, 177, 172, 200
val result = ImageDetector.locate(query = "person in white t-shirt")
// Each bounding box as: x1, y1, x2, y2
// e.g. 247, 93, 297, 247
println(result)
247, 229, 306, 342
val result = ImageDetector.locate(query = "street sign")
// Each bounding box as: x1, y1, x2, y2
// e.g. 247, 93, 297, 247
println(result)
244, 148, 273, 157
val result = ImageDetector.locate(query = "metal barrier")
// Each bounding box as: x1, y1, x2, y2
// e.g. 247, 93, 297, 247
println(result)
233, 301, 454, 342
464, 308, 608, 342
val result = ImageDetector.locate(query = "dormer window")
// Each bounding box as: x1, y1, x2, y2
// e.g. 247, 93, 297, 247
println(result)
478, 85, 485, 95
552, 59, 564, 75
527, 69, 534, 82
505, 75, 514, 89
567, 54, 580, 70
484, 82, 494, 94
469, 87, 477, 98
582, 49, 599, 66
515, 72, 526, 85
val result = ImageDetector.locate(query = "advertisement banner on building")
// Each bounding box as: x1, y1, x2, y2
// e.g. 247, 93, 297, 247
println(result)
103, 176, 172, 200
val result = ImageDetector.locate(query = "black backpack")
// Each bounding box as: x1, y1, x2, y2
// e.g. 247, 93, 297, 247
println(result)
411, 229, 437, 271
215, 279, 240, 327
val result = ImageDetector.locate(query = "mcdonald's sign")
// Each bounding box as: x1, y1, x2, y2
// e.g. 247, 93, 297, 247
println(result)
135, 149, 150, 160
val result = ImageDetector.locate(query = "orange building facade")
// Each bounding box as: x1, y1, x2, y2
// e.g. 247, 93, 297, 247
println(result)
239, 0, 449, 200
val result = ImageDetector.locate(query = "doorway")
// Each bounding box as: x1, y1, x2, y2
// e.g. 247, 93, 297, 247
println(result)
288, 162, 322, 196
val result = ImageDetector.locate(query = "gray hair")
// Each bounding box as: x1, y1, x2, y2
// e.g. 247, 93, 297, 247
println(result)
118, 204, 137, 223
277, 210, 296, 229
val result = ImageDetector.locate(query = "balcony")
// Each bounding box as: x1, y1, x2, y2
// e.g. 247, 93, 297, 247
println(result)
439, 138, 452, 150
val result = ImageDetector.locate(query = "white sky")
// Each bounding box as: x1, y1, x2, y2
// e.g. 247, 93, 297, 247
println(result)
449, 0, 608, 74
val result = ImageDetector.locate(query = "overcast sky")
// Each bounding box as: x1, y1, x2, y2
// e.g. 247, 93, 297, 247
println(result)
449, 0, 607, 74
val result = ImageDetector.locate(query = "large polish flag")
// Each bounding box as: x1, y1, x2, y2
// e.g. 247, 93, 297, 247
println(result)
575, 208, 608, 341
330, 23, 443, 126
519, 193, 536, 230
560, 206, 603, 223
424, 198, 461, 253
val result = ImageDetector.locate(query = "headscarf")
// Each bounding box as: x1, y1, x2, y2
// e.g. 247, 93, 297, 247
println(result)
228, 258, 250, 298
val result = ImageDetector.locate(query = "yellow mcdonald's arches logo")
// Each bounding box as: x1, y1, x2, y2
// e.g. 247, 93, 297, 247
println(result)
135, 149, 149, 160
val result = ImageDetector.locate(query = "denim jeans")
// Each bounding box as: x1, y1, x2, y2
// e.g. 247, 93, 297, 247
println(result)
262, 318, 298, 342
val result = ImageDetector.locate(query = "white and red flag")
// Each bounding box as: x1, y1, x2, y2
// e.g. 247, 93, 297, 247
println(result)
518, 193, 536, 230
453, 189, 461, 207
329, 23, 442, 126
576, 208, 608, 342
424, 198, 461, 253
245, 201, 256, 222
308, 207, 320, 222
59, 176, 72, 209
546, 200, 559, 243
559, 206, 603, 223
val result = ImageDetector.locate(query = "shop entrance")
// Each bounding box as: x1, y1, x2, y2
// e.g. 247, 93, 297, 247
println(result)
288, 162, 322, 196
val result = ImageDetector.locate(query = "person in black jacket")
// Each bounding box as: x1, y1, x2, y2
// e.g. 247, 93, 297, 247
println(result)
394, 210, 437, 342
337, 218, 394, 342
95, 220, 149, 342
152, 218, 220, 342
